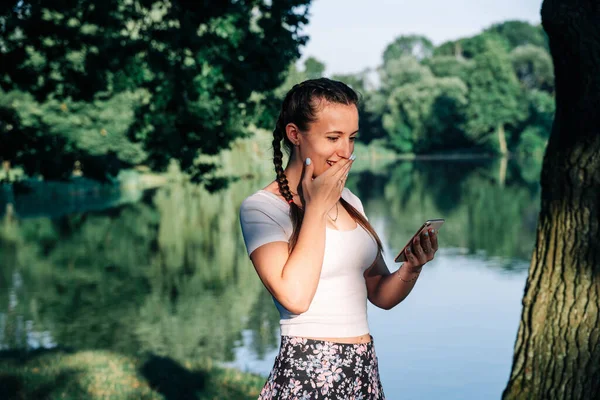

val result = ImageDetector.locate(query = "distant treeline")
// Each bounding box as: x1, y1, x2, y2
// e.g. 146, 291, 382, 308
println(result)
0, 1, 552, 181
289, 21, 554, 160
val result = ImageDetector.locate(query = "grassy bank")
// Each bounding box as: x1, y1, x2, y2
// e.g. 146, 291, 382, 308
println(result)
0, 349, 264, 400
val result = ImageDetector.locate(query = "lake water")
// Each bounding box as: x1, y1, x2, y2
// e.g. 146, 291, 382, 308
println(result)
0, 158, 541, 399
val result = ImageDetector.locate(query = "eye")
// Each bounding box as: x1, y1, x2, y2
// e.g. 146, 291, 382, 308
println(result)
350, 136, 357, 142
327, 137, 339, 142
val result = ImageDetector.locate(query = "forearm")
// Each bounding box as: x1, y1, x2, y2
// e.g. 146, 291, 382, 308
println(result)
279, 206, 327, 311
371, 265, 421, 310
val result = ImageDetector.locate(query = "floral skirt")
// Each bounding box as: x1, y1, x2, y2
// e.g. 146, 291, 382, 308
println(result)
258, 335, 385, 400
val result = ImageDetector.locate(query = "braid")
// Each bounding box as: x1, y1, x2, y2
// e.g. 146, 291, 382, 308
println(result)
272, 115, 304, 251
268, 77, 380, 253
272, 119, 294, 203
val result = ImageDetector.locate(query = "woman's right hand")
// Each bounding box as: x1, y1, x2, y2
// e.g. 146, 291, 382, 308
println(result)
300, 155, 355, 216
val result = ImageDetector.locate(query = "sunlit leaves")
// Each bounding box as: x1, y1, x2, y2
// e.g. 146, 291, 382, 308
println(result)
382, 35, 434, 63
382, 62, 469, 153
464, 39, 525, 151
1, 0, 311, 182
511, 45, 554, 92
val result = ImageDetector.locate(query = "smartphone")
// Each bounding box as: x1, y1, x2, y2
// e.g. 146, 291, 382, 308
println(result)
394, 219, 445, 263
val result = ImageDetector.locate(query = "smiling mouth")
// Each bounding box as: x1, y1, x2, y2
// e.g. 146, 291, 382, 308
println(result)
326, 160, 336, 166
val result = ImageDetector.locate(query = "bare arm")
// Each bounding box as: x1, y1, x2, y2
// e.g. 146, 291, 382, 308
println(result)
250, 207, 327, 314
250, 157, 355, 314
364, 254, 416, 310
365, 228, 439, 310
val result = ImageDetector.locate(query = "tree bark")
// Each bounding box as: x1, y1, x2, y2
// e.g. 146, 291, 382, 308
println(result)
498, 123, 508, 155
503, 1, 600, 399
498, 155, 507, 187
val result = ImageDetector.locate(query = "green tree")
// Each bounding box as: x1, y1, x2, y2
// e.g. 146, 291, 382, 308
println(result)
0, 91, 75, 180
434, 32, 511, 59
379, 55, 433, 93
433, 40, 466, 59
423, 56, 475, 81
331, 71, 371, 94
465, 39, 525, 154
485, 20, 549, 51
0, 88, 149, 180
256, 56, 329, 133
383, 75, 468, 153
275, 57, 327, 99
332, 70, 386, 144
303, 56, 326, 79
382, 35, 434, 63
511, 45, 555, 92
435, 21, 547, 60
0, 0, 311, 181
378, 58, 433, 152
515, 90, 555, 160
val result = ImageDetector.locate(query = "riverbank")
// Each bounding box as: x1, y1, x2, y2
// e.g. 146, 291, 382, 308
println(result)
0, 349, 264, 399
1, 127, 516, 187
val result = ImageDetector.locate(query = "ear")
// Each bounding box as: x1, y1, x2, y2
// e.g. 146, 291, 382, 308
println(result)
285, 123, 301, 146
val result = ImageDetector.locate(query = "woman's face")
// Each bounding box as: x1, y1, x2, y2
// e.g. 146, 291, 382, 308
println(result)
291, 102, 359, 177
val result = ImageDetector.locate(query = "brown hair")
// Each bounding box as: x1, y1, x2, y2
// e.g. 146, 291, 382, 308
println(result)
272, 78, 383, 253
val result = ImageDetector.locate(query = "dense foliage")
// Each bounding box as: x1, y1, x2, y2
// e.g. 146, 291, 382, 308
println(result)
351, 21, 555, 157
0, 0, 310, 181
215, 20, 554, 162
1, 11, 553, 181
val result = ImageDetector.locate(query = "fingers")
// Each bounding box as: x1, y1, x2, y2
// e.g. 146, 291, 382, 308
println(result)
337, 160, 353, 188
404, 246, 422, 268
332, 159, 353, 195
405, 228, 439, 270
319, 155, 354, 180
334, 156, 354, 179
420, 230, 434, 261
429, 228, 439, 252
301, 157, 315, 186
411, 235, 429, 265
302, 156, 354, 209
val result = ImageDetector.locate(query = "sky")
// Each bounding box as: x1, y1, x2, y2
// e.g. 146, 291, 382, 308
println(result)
298, 0, 543, 76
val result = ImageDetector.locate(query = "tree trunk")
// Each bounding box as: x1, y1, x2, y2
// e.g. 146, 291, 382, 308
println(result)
503, 1, 600, 399
498, 155, 507, 187
497, 123, 508, 155
454, 41, 463, 59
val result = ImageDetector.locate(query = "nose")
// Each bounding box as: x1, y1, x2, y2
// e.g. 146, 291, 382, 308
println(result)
338, 137, 353, 159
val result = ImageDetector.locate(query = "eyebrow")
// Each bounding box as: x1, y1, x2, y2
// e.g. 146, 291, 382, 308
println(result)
325, 130, 359, 135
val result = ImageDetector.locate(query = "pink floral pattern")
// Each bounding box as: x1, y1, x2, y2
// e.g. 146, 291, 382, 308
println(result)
258, 336, 385, 399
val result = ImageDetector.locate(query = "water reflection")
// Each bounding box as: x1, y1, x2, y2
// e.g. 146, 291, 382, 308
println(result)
0, 159, 539, 375
1, 178, 268, 364
353, 158, 540, 266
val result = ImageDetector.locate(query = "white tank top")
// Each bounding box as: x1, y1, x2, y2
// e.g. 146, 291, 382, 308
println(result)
239, 188, 379, 337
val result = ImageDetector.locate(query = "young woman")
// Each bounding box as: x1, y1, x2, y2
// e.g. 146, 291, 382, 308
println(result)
240, 78, 439, 399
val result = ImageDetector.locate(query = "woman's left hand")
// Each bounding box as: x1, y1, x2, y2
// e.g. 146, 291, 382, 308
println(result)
404, 228, 439, 272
